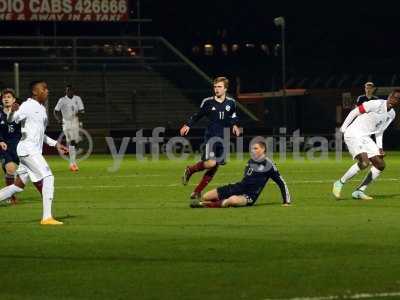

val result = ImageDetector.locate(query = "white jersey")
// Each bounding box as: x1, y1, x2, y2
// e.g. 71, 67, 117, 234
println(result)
11, 98, 57, 156
344, 100, 396, 138
54, 95, 84, 123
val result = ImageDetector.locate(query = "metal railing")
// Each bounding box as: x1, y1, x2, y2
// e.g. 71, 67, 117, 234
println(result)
0, 36, 259, 130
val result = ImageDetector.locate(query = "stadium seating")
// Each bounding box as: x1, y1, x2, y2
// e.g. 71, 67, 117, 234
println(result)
0, 69, 200, 130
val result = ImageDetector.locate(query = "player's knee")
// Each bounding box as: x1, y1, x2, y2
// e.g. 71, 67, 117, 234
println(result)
44, 175, 54, 185
5, 163, 16, 175
358, 160, 370, 170
201, 191, 212, 202
225, 196, 244, 207
370, 157, 385, 171
375, 161, 385, 171
221, 198, 231, 208
14, 179, 25, 190
205, 159, 217, 169
5, 170, 15, 178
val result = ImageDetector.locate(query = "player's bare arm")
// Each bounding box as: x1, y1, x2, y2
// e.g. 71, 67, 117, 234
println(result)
0, 142, 7, 151
180, 124, 190, 136
53, 109, 62, 123
232, 125, 240, 137
56, 142, 69, 154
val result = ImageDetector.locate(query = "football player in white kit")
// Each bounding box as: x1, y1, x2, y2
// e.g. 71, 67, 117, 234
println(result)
54, 85, 84, 172
333, 89, 400, 200
0, 80, 68, 225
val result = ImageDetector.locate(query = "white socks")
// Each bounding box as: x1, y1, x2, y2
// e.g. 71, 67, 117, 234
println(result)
42, 175, 55, 220
340, 163, 361, 184
0, 173, 55, 220
69, 145, 76, 164
0, 185, 23, 202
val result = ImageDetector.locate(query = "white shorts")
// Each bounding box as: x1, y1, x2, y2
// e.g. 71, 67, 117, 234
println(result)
344, 135, 380, 159
16, 153, 52, 182
63, 121, 80, 143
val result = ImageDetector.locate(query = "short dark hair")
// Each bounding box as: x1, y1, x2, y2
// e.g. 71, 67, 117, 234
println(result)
66, 84, 73, 89
30, 80, 46, 93
256, 141, 267, 151
365, 81, 375, 87
392, 88, 400, 94
1, 88, 16, 98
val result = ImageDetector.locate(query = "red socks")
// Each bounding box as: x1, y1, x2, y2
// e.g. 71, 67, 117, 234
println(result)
194, 166, 218, 194
5, 175, 14, 186
188, 161, 206, 174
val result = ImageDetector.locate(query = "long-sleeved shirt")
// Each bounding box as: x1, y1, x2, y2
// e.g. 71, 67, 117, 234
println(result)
9, 98, 57, 156
240, 157, 291, 204
341, 99, 395, 148
356, 94, 378, 106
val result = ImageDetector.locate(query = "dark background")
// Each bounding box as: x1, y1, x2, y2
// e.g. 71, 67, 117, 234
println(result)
1, 1, 398, 75
2, 1, 400, 147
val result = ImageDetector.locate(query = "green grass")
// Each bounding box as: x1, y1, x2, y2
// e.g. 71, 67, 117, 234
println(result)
1, 153, 400, 300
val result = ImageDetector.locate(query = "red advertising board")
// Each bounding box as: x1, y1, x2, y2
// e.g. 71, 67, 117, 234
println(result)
0, 0, 129, 21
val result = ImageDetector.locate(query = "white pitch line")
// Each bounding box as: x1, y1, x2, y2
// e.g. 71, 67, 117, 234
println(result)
53, 178, 400, 190
56, 174, 163, 179
61, 180, 397, 189
290, 178, 400, 184
264, 291, 400, 300
55, 174, 400, 184
57, 184, 181, 189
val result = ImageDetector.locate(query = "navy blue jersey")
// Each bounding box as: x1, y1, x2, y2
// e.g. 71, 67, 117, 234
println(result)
240, 157, 291, 204
0, 109, 22, 146
356, 94, 379, 106
186, 96, 239, 139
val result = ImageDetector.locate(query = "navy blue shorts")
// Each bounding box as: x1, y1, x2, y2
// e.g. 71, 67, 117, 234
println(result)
201, 140, 227, 165
216, 183, 258, 206
0, 148, 19, 168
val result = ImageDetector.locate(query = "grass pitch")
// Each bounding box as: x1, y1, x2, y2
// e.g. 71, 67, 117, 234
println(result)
1, 153, 400, 300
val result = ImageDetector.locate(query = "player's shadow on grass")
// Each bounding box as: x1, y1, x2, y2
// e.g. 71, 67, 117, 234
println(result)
337, 193, 400, 201
255, 202, 284, 206
372, 193, 400, 199
56, 215, 77, 221
13, 196, 37, 204
25, 215, 77, 224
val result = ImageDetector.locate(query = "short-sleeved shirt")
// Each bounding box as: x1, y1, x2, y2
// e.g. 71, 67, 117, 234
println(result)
54, 95, 84, 123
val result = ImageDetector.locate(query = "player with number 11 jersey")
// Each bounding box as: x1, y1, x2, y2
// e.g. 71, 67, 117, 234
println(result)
180, 77, 240, 202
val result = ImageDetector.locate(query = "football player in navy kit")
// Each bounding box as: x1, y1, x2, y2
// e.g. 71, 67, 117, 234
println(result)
180, 77, 240, 199
191, 141, 291, 208
0, 88, 21, 204
356, 82, 378, 106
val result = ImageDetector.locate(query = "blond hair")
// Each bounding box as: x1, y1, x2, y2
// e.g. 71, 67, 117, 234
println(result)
213, 77, 229, 89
